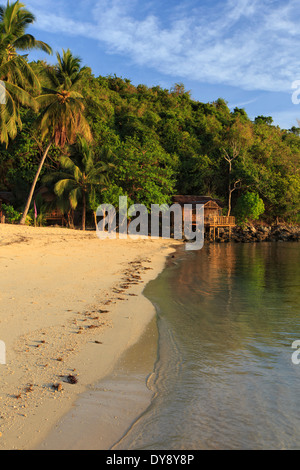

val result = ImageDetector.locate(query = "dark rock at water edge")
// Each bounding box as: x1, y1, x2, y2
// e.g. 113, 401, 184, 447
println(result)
205, 224, 300, 243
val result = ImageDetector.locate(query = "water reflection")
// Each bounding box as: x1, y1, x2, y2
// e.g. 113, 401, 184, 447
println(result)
115, 243, 300, 450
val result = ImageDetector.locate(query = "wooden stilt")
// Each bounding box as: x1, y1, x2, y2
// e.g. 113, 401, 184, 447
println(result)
206, 222, 235, 242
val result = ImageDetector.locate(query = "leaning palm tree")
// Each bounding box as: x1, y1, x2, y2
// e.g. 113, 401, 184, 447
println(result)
43, 137, 111, 230
0, 1, 52, 145
19, 49, 92, 225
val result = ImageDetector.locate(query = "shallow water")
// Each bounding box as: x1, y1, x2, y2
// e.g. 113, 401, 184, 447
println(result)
114, 242, 300, 450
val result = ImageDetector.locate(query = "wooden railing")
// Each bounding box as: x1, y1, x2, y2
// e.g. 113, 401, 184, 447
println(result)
45, 209, 64, 220
187, 213, 235, 226
204, 216, 236, 226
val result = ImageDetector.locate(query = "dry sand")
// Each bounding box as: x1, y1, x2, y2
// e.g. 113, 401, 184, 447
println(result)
0, 224, 180, 450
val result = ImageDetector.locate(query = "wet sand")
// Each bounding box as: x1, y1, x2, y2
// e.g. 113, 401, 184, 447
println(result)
37, 317, 158, 450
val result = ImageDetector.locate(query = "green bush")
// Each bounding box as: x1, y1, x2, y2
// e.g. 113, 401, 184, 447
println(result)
24, 214, 33, 226
2, 204, 22, 224
2, 204, 33, 225
28, 208, 46, 227
234, 192, 265, 225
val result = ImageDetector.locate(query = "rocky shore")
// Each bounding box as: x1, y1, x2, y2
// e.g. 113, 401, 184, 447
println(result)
208, 224, 300, 243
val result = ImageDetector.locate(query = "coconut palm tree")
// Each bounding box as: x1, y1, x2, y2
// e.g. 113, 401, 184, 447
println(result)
43, 137, 112, 230
0, 1, 52, 57
0, 53, 38, 144
19, 49, 92, 225
0, 0, 52, 146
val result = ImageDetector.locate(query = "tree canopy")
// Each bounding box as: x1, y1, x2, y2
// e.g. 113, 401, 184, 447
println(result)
0, 1, 299, 227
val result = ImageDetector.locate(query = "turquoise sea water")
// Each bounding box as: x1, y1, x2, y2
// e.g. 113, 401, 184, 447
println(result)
114, 242, 300, 450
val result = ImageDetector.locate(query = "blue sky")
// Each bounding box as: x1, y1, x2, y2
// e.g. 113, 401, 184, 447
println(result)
24, 0, 300, 129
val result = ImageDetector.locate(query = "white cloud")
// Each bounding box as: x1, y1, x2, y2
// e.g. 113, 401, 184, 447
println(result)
228, 98, 259, 110
26, 0, 300, 93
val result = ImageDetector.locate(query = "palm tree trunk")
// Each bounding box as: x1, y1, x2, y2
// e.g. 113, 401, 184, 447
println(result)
82, 192, 86, 231
19, 142, 52, 225
93, 211, 98, 230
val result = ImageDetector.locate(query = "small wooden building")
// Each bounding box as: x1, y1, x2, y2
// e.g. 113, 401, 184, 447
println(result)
45, 208, 65, 225
36, 187, 65, 226
172, 195, 236, 239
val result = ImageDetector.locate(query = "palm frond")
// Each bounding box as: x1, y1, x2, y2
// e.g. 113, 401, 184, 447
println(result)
69, 186, 82, 209
54, 178, 76, 197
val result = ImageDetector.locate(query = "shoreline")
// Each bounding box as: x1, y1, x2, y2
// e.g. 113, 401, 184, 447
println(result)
36, 316, 159, 450
0, 224, 181, 450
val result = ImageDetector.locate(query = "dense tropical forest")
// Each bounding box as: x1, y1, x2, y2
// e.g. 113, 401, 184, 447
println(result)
0, 1, 299, 229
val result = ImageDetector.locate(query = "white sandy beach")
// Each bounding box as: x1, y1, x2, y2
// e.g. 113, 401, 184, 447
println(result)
0, 224, 180, 450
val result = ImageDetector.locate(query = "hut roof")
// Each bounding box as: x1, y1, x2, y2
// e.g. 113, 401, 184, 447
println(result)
173, 195, 224, 207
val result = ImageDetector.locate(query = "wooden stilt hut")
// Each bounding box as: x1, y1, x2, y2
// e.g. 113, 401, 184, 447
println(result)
172, 195, 236, 240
